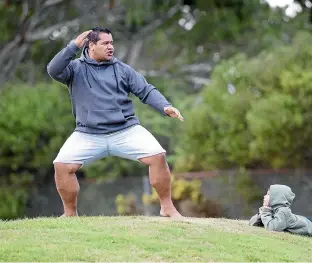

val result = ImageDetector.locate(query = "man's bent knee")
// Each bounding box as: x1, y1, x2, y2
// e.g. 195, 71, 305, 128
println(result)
139, 152, 167, 166
54, 162, 81, 174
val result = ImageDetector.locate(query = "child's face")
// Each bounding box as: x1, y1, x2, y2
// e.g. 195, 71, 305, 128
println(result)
263, 189, 270, 207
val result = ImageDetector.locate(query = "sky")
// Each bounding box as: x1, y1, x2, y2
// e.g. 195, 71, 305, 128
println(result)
178, 0, 309, 31
265, 0, 309, 17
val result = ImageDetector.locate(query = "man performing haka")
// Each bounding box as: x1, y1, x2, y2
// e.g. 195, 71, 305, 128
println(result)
47, 27, 184, 218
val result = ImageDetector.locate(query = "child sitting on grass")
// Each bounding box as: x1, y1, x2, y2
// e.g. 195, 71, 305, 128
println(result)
249, 184, 312, 236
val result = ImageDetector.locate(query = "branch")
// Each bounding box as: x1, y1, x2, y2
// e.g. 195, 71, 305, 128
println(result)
18, 0, 29, 26
186, 76, 211, 86
125, 5, 180, 65
138, 69, 210, 88
138, 69, 172, 78
43, 0, 65, 7
0, 36, 22, 62
126, 39, 144, 67
136, 5, 180, 38
181, 63, 213, 73
0, 44, 29, 89
27, 0, 68, 32
25, 19, 80, 41
9, 44, 29, 78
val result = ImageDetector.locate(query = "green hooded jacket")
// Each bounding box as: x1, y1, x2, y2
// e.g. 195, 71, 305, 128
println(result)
249, 184, 312, 236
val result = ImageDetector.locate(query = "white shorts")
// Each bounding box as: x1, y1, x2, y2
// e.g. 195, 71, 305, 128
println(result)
53, 125, 166, 167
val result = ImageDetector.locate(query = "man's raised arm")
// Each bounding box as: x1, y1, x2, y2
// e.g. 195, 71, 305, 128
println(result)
47, 30, 91, 84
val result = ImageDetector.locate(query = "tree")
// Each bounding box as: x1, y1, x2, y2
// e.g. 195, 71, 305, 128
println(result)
294, 0, 312, 23
174, 32, 312, 171
0, 0, 181, 88
0, 0, 278, 88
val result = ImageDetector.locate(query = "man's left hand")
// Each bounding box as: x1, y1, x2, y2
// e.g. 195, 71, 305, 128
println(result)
164, 106, 184, 121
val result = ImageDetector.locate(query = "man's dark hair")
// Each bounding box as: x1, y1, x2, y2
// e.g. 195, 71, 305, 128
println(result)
86, 27, 112, 47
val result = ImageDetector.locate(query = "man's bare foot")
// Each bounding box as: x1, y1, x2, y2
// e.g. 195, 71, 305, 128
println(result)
60, 212, 78, 217
160, 209, 184, 219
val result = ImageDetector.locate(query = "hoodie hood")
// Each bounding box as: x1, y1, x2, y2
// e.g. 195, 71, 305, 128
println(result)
78, 46, 119, 91
79, 46, 118, 65
269, 184, 295, 207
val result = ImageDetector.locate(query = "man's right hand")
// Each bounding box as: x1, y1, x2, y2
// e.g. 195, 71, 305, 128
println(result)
74, 30, 92, 48
164, 106, 184, 121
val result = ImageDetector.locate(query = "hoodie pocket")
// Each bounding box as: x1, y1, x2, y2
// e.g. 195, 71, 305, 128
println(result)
87, 109, 126, 128
76, 105, 88, 127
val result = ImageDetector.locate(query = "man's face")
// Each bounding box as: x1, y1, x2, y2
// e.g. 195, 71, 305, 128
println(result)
89, 32, 114, 61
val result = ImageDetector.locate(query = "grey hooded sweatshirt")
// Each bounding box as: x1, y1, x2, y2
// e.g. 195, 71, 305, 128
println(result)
47, 41, 172, 134
249, 184, 312, 236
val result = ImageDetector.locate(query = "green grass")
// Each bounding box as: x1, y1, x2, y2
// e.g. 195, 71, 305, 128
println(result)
0, 216, 312, 262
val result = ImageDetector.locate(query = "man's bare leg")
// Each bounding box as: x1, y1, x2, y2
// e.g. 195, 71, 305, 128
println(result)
54, 162, 81, 217
139, 153, 182, 218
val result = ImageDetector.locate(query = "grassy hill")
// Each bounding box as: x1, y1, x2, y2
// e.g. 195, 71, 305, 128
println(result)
0, 216, 311, 262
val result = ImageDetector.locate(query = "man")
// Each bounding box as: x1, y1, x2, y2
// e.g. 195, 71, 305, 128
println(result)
47, 27, 184, 218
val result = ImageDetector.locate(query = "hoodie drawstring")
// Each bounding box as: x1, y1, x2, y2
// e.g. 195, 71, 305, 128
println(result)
112, 63, 119, 93
85, 64, 93, 89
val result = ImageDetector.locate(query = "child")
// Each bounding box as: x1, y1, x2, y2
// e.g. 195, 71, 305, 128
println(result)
249, 184, 312, 236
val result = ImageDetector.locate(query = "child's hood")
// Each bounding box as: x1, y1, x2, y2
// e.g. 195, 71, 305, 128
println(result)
269, 184, 295, 207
